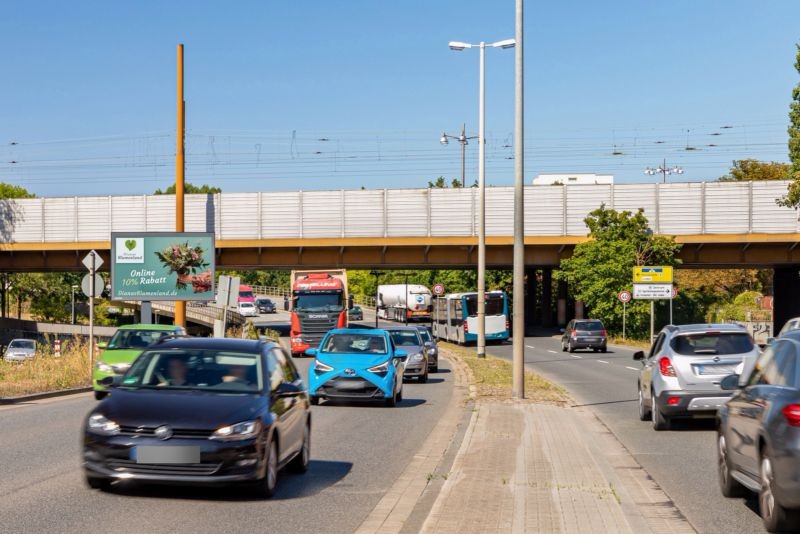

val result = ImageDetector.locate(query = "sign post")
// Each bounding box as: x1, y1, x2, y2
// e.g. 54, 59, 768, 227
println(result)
618, 290, 631, 340
633, 266, 674, 344
82, 250, 104, 376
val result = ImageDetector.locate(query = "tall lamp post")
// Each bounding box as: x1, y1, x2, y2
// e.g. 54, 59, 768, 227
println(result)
644, 159, 684, 183
71, 284, 79, 325
448, 37, 515, 358
369, 270, 385, 328
440, 125, 478, 187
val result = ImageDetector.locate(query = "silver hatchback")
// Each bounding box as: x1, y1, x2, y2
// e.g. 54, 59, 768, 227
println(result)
633, 324, 759, 430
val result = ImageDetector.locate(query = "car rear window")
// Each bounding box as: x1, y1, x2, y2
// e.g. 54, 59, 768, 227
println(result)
670, 333, 754, 355
576, 321, 604, 331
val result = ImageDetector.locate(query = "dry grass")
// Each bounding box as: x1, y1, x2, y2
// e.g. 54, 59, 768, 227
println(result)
0, 337, 92, 397
440, 342, 570, 405
607, 336, 651, 351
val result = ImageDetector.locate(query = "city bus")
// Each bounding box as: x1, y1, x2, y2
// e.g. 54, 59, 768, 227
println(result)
432, 291, 510, 345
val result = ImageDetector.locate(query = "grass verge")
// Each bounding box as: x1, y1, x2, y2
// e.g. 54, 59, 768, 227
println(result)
441, 342, 570, 405
607, 336, 651, 351
0, 337, 92, 397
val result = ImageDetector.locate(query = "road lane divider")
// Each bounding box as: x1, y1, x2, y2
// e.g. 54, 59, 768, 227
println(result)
547, 350, 558, 354
571, 355, 582, 359
597, 360, 609, 364
625, 366, 639, 371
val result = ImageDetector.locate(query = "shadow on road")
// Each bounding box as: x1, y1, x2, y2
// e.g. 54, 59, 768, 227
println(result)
320, 398, 427, 409
106, 459, 353, 502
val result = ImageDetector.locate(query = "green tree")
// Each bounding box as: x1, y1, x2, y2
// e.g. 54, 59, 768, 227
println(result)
0, 183, 35, 199
718, 159, 790, 182
427, 176, 465, 188
556, 205, 682, 339
10, 272, 85, 322
154, 182, 222, 195
780, 43, 800, 207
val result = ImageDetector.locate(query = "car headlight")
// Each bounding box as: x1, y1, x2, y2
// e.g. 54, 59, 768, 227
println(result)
427, 348, 436, 356
95, 360, 113, 373
410, 353, 424, 362
87, 414, 120, 436
368, 361, 390, 376
314, 360, 333, 373
211, 420, 261, 441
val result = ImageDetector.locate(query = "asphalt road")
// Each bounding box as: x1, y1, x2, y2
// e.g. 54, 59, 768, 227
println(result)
485, 335, 764, 534
0, 354, 454, 534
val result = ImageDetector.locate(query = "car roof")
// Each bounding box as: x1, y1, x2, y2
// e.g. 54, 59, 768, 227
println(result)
779, 330, 800, 341
385, 326, 422, 332
117, 324, 182, 331
148, 337, 273, 352
668, 323, 747, 333
327, 328, 386, 336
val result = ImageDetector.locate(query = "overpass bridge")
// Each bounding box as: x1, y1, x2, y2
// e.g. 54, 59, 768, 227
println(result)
0, 180, 797, 271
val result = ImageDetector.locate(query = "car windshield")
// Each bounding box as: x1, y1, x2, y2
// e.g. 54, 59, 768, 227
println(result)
321, 333, 387, 354
295, 292, 343, 312
417, 329, 433, 343
576, 321, 604, 332
256, 299, 269, 305
121, 349, 262, 392
239, 291, 254, 299
9, 340, 35, 350
670, 333, 754, 355
388, 330, 421, 347
107, 330, 171, 350
465, 295, 504, 317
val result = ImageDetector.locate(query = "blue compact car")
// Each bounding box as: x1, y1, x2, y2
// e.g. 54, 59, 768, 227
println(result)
306, 329, 407, 407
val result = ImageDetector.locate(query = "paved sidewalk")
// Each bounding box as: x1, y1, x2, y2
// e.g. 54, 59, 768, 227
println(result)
421, 401, 696, 534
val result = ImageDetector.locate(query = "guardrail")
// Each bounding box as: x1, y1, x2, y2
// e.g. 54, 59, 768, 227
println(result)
2, 181, 797, 244
250, 285, 376, 308
125, 301, 244, 328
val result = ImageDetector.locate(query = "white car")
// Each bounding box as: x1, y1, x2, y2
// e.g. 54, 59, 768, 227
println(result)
3, 339, 37, 362
238, 302, 258, 318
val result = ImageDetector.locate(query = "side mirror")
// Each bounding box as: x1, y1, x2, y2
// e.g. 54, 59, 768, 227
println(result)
99, 375, 123, 387
275, 382, 300, 397
632, 351, 645, 361
395, 349, 408, 358
97, 341, 107, 349
720, 374, 741, 391
559, 328, 565, 334
305, 348, 318, 357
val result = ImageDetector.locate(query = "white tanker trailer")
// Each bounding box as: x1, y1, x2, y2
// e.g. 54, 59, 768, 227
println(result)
376, 284, 433, 322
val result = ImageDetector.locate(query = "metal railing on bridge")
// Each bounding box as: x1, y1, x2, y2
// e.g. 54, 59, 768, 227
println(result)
2, 181, 797, 244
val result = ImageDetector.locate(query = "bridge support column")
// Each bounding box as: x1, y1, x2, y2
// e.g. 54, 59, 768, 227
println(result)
139, 301, 153, 324
774, 266, 800, 334
524, 267, 537, 334
541, 268, 553, 327
557, 280, 567, 326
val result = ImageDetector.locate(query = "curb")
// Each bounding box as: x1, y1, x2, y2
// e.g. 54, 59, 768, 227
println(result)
0, 386, 92, 405
355, 351, 471, 534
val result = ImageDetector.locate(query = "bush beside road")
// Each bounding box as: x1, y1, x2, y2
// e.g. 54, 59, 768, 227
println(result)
0, 338, 91, 397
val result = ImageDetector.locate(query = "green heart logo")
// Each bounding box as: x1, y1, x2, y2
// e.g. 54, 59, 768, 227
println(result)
125, 239, 136, 251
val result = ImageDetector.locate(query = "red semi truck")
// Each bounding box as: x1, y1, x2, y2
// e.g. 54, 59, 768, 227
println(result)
290, 270, 349, 356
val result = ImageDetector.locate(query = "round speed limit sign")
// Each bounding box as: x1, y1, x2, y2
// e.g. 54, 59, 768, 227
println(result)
433, 283, 445, 296
618, 290, 632, 303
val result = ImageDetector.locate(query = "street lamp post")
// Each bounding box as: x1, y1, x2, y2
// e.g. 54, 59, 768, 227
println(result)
71, 285, 78, 325
449, 37, 515, 358
644, 159, 684, 183
440, 124, 478, 187
369, 270, 385, 328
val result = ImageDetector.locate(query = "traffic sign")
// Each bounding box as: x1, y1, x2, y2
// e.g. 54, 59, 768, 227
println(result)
81, 273, 105, 298
633, 283, 673, 300
82, 250, 104, 271
633, 266, 673, 284
433, 283, 445, 296
618, 290, 632, 303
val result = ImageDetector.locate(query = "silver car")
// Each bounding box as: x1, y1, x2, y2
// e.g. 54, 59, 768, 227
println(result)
414, 326, 439, 372
3, 339, 37, 362
386, 327, 429, 382
634, 324, 759, 430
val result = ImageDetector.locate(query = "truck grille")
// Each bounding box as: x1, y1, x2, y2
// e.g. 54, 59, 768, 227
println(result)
299, 315, 338, 344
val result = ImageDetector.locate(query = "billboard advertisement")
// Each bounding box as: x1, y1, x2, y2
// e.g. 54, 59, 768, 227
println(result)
111, 232, 215, 301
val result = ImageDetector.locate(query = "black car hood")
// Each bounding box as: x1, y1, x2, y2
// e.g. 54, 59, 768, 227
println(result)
99, 388, 264, 429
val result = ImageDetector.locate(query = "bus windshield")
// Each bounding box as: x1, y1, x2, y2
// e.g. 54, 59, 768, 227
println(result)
465, 295, 505, 317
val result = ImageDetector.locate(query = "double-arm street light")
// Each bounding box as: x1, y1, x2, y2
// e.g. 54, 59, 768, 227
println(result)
440, 124, 478, 187
644, 159, 684, 183
448, 38, 515, 358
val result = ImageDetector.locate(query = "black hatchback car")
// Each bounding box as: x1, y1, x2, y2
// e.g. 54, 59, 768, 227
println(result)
256, 298, 276, 314
717, 334, 800, 532
561, 319, 607, 353
83, 337, 310, 498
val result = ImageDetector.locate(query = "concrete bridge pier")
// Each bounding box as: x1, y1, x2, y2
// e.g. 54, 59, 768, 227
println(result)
523, 266, 565, 333
773, 266, 800, 334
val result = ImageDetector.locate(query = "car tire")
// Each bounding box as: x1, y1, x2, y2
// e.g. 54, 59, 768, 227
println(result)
309, 395, 320, 406
397, 386, 403, 402
94, 391, 108, 401
288, 422, 310, 474
561, 342, 567, 352
651, 392, 670, 431
568, 341, 575, 353
601, 347, 608, 353
255, 438, 279, 499
385, 391, 397, 407
637, 387, 651, 421
419, 370, 428, 383
432, 364, 439, 373
85, 475, 110, 491
760, 447, 800, 532
718, 431, 746, 498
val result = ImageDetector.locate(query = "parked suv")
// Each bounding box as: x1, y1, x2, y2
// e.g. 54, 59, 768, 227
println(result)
634, 324, 759, 430
561, 319, 607, 353
717, 333, 800, 532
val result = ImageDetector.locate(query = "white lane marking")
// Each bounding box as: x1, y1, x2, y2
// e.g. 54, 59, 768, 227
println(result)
525, 345, 536, 349
547, 350, 558, 354
625, 366, 639, 371
571, 354, 582, 359
597, 360, 609, 364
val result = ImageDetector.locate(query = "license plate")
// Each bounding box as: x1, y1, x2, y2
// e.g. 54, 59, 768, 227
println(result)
131, 446, 200, 464
695, 364, 737, 376
585, 338, 598, 343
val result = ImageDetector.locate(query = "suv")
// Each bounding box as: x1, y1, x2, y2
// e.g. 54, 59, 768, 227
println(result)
561, 319, 607, 353
92, 324, 187, 400
634, 324, 759, 430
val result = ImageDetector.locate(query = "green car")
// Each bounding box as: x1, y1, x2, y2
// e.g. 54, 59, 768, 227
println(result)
92, 324, 186, 400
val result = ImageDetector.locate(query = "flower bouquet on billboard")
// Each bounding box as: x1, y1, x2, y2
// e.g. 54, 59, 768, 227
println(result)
155, 241, 211, 293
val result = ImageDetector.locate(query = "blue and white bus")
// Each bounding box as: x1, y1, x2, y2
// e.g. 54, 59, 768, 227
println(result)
432, 291, 510, 345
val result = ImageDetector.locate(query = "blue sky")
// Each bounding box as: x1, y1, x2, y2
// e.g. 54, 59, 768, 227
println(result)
0, 0, 798, 196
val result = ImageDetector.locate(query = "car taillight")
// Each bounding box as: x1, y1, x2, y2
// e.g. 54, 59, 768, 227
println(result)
571, 330, 577, 337
602, 329, 607, 337
782, 404, 800, 427
506, 319, 510, 331
463, 320, 469, 333
659, 356, 676, 377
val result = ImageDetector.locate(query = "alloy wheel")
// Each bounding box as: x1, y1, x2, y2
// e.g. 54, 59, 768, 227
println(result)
267, 440, 278, 492
761, 456, 775, 523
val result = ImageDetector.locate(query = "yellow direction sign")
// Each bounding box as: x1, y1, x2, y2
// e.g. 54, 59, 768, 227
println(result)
633, 266, 673, 284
